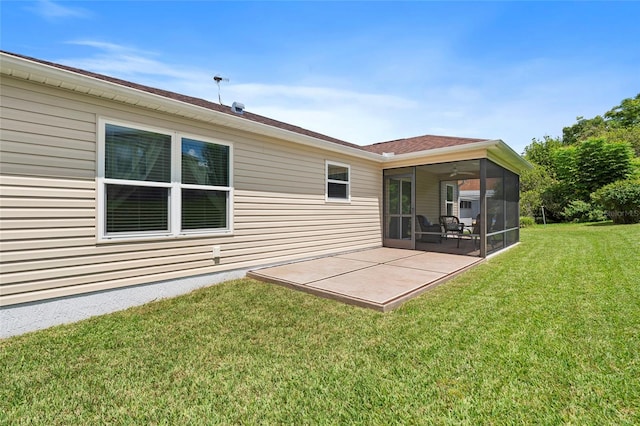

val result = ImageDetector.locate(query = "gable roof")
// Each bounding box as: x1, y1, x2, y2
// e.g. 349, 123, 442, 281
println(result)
362, 134, 489, 155
1, 50, 530, 173
0, 50, 361, 150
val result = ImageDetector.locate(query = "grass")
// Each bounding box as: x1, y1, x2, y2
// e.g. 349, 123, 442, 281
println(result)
1, 223, 639, 424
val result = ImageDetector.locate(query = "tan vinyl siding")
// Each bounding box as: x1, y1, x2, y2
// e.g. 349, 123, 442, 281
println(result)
415, 168, 440, 223
0, 82, 96, 179
0, 76, 382, 305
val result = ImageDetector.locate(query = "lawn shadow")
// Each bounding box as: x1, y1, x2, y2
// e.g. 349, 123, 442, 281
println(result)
586, 221, 616, 227
584, 221, 640, 227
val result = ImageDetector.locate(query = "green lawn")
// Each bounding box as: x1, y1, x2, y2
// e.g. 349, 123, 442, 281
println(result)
2, 223, 639, 424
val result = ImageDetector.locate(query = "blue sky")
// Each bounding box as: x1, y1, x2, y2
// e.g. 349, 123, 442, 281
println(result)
2, 1, 639, 154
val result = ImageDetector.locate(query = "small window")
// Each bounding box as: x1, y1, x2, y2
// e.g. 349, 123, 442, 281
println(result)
460, 200, 472, 209
446, 184, 455, 216
326, 161, 350, 202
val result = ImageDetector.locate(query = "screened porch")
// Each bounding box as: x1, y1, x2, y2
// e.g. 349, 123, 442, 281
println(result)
383, 158, 520, 258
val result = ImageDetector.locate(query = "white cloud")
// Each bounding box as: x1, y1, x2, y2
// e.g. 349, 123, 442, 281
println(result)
62, 41, 193, 80
58, 41, 422, 144
29, 0, 90, 20
229, 83, 416, 109
223, 83, 420, 144
55, 41, 636, 154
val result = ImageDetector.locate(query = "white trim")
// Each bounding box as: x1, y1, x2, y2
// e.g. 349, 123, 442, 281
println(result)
445, 183, 455, 216
0, 53, 533, 173
325, 160, 351, 203
97, 117, 234, 242
0, 53, 380, 162
1, 52, 531, 173
382, 139, 532, 173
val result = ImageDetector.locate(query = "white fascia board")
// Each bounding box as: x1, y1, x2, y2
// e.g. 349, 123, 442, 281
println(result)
487, 139, 533, 174
1, 53, 381, 162
487, 140, 533, 172
381, 139, 501, 162
382, 139, 532, 174
1, 53, 532, 169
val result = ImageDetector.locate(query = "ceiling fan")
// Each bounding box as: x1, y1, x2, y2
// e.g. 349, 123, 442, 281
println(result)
449, 166, 474, 177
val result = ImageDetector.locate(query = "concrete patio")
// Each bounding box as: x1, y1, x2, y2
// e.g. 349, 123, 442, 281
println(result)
248, 247, 483, 312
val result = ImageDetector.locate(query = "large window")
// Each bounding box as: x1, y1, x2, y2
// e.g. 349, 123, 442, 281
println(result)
99, 120, 232, 240
326, 161, 350, 202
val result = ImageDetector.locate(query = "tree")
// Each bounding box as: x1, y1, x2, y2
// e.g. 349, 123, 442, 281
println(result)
527, 138, 634, 220
573, 138, 634, 199
540, 180, 576, 222
562, 115, 606, 146
604, 94, 640, 128
523, 136, 563, 168
591, 179, 640, 224
551, 146, 578, 186
519, 164, 555, 219
600, 125, 640, 156
523, 93, 639, 223
562, 94, 640, 150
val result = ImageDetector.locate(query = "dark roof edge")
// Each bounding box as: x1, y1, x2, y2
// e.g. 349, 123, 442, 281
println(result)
367, 134, 487, 148
0, 50, 361, 150
1, 50, 529, 173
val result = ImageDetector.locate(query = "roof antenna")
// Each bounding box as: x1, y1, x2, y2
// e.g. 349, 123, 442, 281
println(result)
213, 75, 229, 105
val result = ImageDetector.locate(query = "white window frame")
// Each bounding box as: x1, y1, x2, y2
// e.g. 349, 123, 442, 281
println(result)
325, 160, 351, 203
97, 118, 233, 242
445, 183, 455, 216
460, 200, 472, 209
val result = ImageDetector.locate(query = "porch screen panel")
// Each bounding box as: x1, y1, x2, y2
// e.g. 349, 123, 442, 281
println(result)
385, 176, 412, 240
486, 161, 505, 255
485, 160, 520, 254
401, 178, 412, 238
505, 170, 520, 231
386, 178, 400, 239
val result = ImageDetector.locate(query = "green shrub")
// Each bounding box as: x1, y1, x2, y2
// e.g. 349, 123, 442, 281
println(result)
591, 179, 640, 224
519, 216, 536, 227
562, 200, 607, 223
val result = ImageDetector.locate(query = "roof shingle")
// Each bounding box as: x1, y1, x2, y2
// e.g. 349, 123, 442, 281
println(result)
362, 134, 488, 155
2, 50, 491, 156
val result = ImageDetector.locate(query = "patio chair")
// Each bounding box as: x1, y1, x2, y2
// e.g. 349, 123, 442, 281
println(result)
439, 215, 465, 248
452, 214, 481, 250
469, 214, 481, 248
416, 215, 441, 243
488, 214, 504, 249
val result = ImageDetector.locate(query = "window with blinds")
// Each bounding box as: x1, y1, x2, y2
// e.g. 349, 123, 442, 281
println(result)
180, 138, 230, 231
326, 161, 350, 202
99, 120, 232, 240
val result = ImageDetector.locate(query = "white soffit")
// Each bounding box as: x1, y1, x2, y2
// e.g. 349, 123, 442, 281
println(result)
0, 52, 380, 161
382, 139, 531, 174
1, 52, 531, 172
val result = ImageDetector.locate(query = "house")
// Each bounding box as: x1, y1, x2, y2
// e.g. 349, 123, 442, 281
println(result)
0, 51, 530, 333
